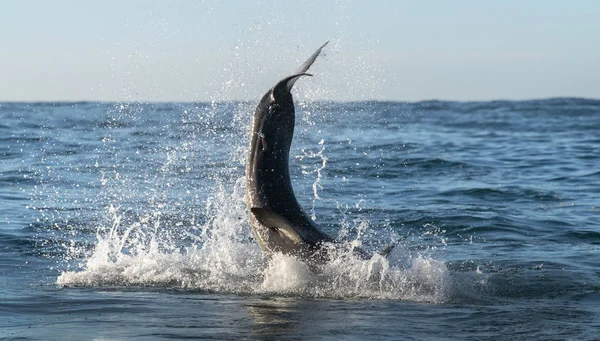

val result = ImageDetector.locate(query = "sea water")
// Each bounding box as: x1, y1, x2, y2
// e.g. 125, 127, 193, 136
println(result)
1, 99, 599, 340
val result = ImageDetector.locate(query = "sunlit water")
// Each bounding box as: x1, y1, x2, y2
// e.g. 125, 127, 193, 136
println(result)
1, 99, 599, 340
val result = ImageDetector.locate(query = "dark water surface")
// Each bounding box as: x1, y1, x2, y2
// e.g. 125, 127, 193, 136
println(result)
1, 99, 599, 340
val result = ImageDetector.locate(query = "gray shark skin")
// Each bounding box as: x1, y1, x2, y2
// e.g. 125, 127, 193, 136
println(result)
245, 42, 335, 262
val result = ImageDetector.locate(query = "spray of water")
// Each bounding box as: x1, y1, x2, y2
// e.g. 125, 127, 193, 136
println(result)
52, 99, 448, 303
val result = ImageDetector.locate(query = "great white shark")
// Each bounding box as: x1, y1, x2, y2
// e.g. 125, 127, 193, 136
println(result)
246, 42, 368, 262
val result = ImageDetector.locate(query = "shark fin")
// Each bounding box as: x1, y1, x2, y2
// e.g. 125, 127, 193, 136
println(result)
272, 73, 312, 98
294, 41, 329, 74
270, 42, 329, 99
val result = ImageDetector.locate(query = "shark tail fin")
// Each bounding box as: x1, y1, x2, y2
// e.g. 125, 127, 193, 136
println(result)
294, 41, 329, 74
271, 41, 329, 99
272, 73, 312, 98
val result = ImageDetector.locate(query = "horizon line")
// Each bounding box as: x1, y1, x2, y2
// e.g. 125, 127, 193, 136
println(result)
1, 96, 598, 105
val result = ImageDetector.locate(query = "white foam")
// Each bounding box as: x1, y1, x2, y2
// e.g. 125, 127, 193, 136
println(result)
259, 253, 313, 294
58, 185, 449, 302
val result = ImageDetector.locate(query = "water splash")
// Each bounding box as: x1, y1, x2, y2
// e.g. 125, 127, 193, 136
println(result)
296, 140, 328, 221
57, 167, 448, 302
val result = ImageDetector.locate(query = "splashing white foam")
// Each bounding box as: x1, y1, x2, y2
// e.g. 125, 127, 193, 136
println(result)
58, 176, 449, 302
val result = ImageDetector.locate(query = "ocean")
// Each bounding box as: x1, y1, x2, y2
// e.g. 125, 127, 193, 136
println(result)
1, 99, 599, 340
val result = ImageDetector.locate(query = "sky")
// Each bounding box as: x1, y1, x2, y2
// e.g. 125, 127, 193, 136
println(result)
1, 0, 599, 102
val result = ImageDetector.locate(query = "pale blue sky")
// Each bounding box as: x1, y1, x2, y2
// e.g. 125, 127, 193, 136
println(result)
2, 1, 599, 102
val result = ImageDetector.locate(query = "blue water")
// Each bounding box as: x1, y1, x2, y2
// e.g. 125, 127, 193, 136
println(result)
1, 99, 599, 340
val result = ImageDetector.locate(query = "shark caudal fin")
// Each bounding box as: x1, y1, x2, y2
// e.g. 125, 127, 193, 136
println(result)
294, 41, 329, 74
272, 73, 313, 98
271, 41, 329, 98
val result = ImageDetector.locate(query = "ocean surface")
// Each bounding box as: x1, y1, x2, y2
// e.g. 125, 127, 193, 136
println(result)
1, 99, 599, 340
